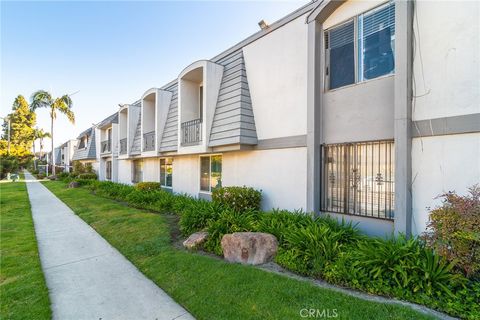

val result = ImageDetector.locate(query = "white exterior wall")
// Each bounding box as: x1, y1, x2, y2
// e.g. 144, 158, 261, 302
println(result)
412, 133, 480, 235
410, 1, 480, 235
222, 148, 308, 210
142, 158, 159, 182
243, 14, 308, 139
412, 0, 480, 121
172, 155, 200, 195
117, 159, 132, 185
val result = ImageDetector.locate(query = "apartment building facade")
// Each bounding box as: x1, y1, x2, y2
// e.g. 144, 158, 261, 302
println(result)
53, 139, 77, 172
71, 0, 479, 237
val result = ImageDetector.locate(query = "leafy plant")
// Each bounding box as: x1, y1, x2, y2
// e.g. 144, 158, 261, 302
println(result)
135, 182, 161, 191
423, 185, 480, 277
77, 173, 97, 180
204, 209, 260, 255
212, 186, 262, 212
179, 200, 222, 236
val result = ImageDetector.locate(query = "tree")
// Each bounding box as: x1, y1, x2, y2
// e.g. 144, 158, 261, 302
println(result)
32, 128, 51, 169
30, 91, 74, 175
2, 95, 36, 151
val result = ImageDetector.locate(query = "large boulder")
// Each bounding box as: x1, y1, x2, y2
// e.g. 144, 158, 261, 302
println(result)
68, 181, 79, 188
183, 231, 208, 250
221, 232, 278, 265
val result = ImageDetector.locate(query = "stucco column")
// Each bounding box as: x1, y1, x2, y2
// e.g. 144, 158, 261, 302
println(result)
394, 0, 414, 237
306, 20, 323, 213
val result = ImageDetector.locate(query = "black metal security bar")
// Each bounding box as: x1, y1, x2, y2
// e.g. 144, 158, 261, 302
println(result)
119, 138, 127, 155
143, 131, 155, 151
321, 140, 395, 220
181, 119, 202, 145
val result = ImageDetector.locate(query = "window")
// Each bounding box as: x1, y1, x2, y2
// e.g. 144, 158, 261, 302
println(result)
325, 1, 395, 90
78, 136, 88, 149
200, 155, 222, 192
106, 160, 112, 180
132, 160, 143, 183
321, 140, 394, 219
160, 158, 173, 188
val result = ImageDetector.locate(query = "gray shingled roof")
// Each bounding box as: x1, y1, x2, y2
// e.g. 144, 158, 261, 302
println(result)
209, 49, 257, 146
159, 82, 178, 152
97, 112, 119, 129
72, 127, 97, 160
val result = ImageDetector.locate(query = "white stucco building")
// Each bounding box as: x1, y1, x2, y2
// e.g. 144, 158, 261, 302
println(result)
72, 0, 479, 237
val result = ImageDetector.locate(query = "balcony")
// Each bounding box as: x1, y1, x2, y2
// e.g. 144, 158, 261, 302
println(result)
181, 119, 202, 145
101, 140, 111, 154
143, 131, 155, 151
120, 138, 127, 155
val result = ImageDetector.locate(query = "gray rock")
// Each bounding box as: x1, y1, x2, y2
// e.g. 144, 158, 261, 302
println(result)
183, 231, 208, 250
68, 181, 79, 188
221, 232, 278, 265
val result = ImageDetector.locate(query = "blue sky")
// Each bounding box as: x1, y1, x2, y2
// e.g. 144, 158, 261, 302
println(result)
1, 0, 308, 151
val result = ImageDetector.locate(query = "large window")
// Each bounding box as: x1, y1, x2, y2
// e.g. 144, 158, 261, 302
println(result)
106, 160, 112, 180
132, 160, 143, 184
200, 155, 222, 192
321, 140, 394, 219
325, 1, 395, 90
160, 158, 173, 188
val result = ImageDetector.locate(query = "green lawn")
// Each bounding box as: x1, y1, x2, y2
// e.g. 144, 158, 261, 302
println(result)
43, 180, 436, 320
0, 179, 51, 320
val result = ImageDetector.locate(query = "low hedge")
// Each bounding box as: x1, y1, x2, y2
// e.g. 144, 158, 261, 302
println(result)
77, 173, 97, 180
135, 182, 161, 191
212, 186, 262, 212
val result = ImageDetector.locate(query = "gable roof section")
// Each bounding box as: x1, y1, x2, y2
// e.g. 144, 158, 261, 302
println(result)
209, 50, 258, 147
97, 112, 118, 129
72, 127, 97, 160
159, 82, 179, 152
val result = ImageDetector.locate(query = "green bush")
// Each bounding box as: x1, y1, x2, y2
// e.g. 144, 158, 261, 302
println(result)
212, 186, 262, 212
36, 173, 45, 179
179, 200, 222, 236
135, 182, 161, 191
204, 209, 261, 255
125, 189, 162, 207
423, 185, 480, 278
0, 157, 19, 179
77, 173, 97, 180
89, 181, 134, 201
57, 172, 70, 180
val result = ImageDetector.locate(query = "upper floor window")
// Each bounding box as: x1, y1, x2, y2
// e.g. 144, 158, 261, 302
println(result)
78, 135, 88, 149
325, 1, 395, 90
160, 158, 173, 188
200, 155, 222, 193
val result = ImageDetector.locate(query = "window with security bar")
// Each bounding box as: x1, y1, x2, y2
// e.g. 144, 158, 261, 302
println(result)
321, 140, 394, 219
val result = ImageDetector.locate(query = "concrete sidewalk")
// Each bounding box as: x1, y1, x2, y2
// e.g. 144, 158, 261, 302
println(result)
25, 172, 194, 320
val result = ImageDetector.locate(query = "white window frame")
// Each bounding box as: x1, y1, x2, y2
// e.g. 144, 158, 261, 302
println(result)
159, 157, 173, 188
325, 1, 395, 91
199, 154, 222, 194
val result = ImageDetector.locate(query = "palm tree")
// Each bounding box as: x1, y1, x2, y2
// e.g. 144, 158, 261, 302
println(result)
33, 128, 51, 169
30, 91, 74, 175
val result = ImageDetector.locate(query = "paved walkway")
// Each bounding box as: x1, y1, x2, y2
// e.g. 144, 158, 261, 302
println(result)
25, 172, 194, 320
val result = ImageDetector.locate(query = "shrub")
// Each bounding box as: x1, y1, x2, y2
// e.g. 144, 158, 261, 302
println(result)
57, 172, 70, 180
36, 173, 45, 179
72, 161, 85, 174
0, 157, 19, 179
125, 189, 162, 207
135, 182, 161, 191
204, 209, 261, 255
85, 163, 93, 173
77, 173, 97, 180
90, 181, 134, 201
423, 185, 480, 278
212, 186, 262, 212
179, 200, 222, 236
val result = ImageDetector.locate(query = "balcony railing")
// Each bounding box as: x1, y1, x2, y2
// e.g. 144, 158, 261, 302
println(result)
101, 140, 111, 154
143, 131, 155, 151
120, 138, 127, 155
181, 119, 202, 145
